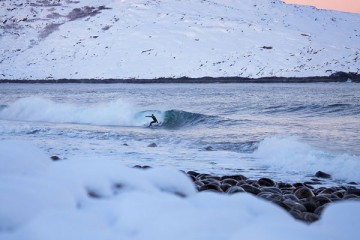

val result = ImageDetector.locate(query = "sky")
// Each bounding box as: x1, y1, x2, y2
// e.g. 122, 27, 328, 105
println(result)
283, 0, 360, 14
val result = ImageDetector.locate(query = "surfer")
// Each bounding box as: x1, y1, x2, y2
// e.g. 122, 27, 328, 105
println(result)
146, 114, 158, 127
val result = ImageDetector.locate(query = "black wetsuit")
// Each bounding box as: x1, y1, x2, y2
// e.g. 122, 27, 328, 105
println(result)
146, 114, 158, 127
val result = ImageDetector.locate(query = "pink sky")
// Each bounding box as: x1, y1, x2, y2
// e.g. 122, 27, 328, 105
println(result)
283, 0, 360, 14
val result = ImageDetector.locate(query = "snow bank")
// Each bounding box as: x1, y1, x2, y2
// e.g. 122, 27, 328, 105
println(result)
0, 175, 77, 231
0, 140, 359, 240
0, 140, 50, 175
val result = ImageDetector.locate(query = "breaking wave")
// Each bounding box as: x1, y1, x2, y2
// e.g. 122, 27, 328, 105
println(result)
0, 97, 214, 129
254, 136, 360, 182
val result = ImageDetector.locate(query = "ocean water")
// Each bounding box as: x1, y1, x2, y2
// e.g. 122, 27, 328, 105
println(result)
0, 83, 359, 184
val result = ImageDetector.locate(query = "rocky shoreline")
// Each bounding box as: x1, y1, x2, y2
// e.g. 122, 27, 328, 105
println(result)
187, 171, 360, 223
0, 72, 359, 83
134, 165, 360, 224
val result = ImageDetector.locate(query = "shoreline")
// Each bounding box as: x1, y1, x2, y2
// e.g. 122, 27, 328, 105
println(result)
132, 165, 360, 224
146, 166, 360, 224
0, 72, 359, 84
130, 164, 360, 224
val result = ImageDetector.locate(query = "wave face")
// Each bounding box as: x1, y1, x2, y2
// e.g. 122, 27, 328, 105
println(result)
0, 97, 212, 129
162, 110, 210, 129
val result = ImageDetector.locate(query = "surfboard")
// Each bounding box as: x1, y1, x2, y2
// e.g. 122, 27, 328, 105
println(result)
144, 122, 162, 128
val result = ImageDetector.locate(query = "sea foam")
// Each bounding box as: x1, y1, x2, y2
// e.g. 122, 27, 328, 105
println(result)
254, 136, 360, 182
0, 97, 148, 126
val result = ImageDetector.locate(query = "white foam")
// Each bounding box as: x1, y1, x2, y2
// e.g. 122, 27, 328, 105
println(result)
0, 97, 159, 127
254, 136, 360, 182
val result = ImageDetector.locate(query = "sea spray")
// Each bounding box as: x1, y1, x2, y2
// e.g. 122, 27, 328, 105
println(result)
254, 136, 360, 182
0, 97, 141, 126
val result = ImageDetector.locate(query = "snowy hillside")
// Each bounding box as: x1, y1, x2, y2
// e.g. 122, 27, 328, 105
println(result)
0, 0, 359, 80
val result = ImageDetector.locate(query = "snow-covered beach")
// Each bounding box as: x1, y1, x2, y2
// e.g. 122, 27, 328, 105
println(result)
0, 139, 359, 240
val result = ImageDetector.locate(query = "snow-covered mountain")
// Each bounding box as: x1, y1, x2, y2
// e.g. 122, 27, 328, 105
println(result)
0, 0, 359, 80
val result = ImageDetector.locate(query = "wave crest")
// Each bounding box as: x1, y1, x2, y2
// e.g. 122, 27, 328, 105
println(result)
0, 97, 211, 129
0, 97, 141, 126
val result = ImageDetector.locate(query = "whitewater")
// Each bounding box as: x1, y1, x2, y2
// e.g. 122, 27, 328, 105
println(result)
1, 82, 360, 240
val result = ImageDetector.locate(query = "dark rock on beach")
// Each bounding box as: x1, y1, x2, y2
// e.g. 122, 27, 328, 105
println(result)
257, 178, 276, 187
199, 183, 223, 192
221, 175, 247, 181
147, 143, 157, 147
222, 178, 238, 186
294, 187, 315, 199
348, 182, 358, 185
315, 171, 331, 179
50, 155, 61, 161
346, 187, 360, 197
240, 184, 262, 195
226, 186, 245, 194
187, 171, 200, 177
133, 165, 151, 170
204, 146, 214, 151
